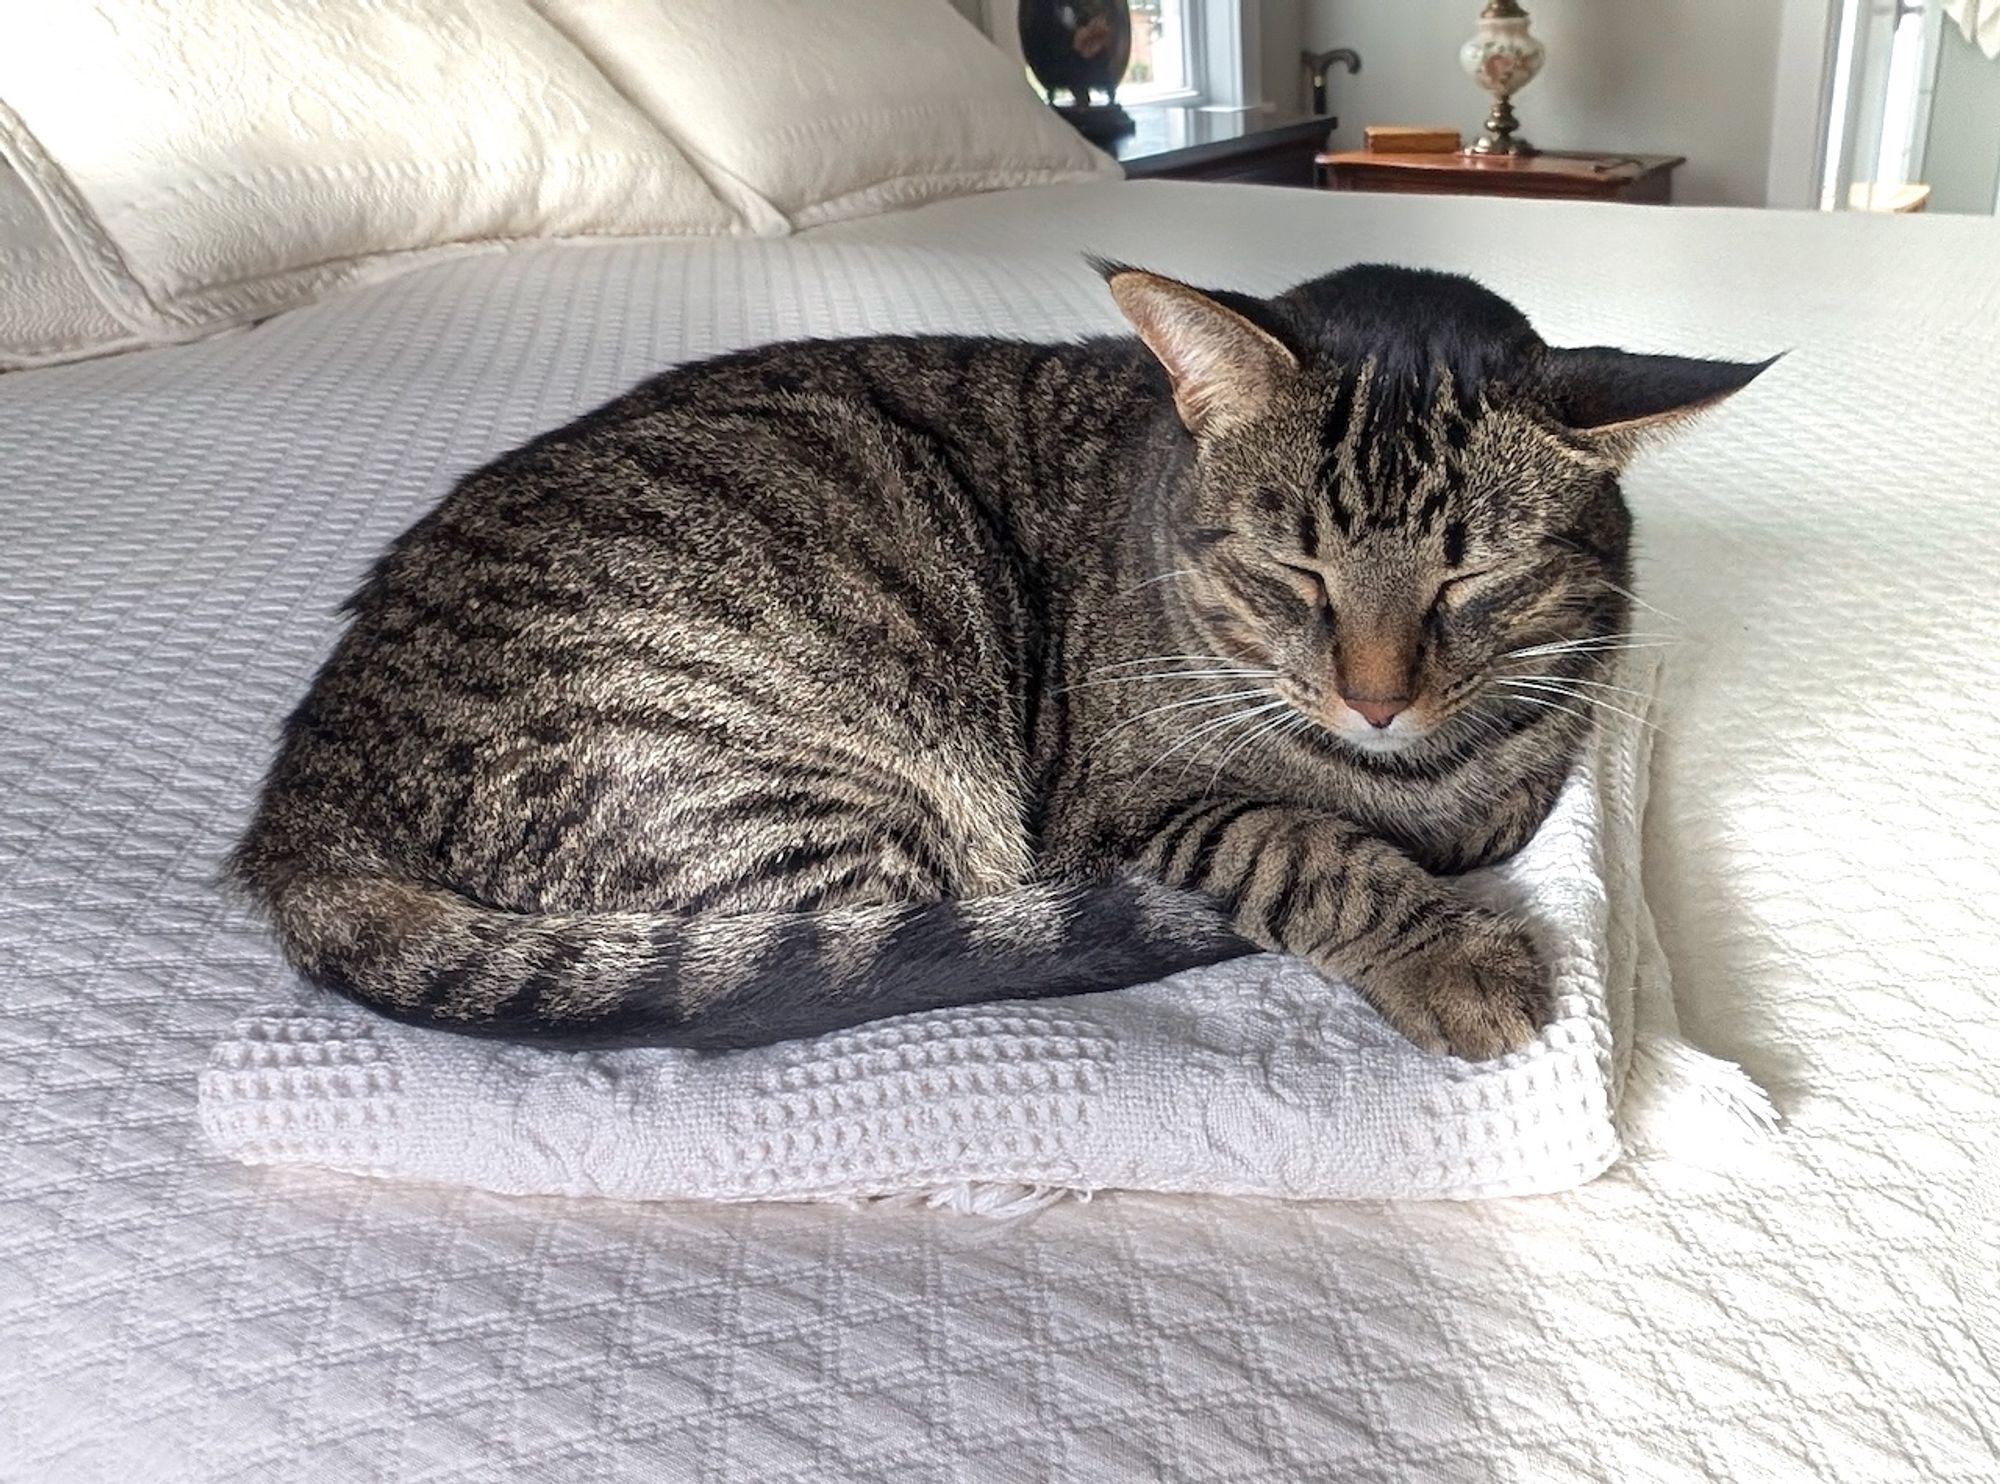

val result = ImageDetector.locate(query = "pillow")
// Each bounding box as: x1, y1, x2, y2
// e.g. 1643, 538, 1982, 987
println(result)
0, 0, 750, 365
0, 163, 139, 370
527, 0, 1122, 229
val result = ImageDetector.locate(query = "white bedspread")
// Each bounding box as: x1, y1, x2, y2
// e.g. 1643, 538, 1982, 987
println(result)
3, 181, 1997, 1481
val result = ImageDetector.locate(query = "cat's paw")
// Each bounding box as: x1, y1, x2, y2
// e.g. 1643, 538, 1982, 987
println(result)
1364, 913, 1547, 1061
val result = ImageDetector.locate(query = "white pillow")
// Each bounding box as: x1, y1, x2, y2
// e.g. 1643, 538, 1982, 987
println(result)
0, 162, 140, 370
528, 0, 1122, 229
0, 0, 748, 364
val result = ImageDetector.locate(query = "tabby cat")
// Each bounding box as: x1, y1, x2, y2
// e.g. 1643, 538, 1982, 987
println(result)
232, 263, 1768, 1060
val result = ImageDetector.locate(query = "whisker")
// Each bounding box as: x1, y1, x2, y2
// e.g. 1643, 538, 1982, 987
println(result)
1114, 568, 1196, 600
1058, 668, 1278, 693
1544, 535, 1683, 624
1087, 653, 1266, 673
1202, 708, 1301, 793
1134, 700, 1292, 785
1494, 688, 1601, 731
1502, 672, 1658, 703
1588, 576, 1682, 624
1503, 634, 1680, 659
1084, 687, 1275, 755
1170, 702, 1295, 783
1507, 634, 1680, 652
1495, 678, 1659, 732
1499, 643, 1677, 667
1509, 692, 1659, 735
1449, 704, 1510, 747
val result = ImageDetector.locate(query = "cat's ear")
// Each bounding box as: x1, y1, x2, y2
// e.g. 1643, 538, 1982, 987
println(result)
1537, 346, 1780, 463
1097, 262, 1298, 436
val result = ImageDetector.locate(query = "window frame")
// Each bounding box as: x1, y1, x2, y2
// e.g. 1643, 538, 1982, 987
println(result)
1119, 0, 1202, 106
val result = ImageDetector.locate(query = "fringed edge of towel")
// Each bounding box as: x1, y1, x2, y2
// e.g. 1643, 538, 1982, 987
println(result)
1616, 1032, 1781, 1156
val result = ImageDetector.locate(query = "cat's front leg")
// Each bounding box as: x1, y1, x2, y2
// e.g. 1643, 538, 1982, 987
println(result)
1129, 798, 1546, 1060
1386, 764, 1568, 877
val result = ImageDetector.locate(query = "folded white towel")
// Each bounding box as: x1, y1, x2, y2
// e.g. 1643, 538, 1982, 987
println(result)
202, 653, 1763, 1206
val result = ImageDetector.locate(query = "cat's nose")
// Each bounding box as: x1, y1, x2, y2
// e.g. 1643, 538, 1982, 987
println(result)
1342, 694, 1410, 729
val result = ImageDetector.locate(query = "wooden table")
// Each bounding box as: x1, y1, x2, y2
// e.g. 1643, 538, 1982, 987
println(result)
1316, 150, 1685, 204
1099, 107, 1335, 188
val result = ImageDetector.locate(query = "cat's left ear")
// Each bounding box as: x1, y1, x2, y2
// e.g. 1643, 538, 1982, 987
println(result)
1097, 262, 1298, 437
1537, 346, 1781, 463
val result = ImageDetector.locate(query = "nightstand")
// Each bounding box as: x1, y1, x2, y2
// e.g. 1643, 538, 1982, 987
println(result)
1316, 149, 1685, 204
1099, 106, 1336, 188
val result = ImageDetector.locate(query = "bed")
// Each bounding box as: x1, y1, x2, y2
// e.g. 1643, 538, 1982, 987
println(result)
3, 171, 1998, 1479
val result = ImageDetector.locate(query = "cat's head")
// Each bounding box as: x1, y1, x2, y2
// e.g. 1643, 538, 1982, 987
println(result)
1101, 260, 1774, 759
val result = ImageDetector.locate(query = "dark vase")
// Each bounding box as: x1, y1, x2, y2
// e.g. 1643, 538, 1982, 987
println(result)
1019, 0, 1134, 109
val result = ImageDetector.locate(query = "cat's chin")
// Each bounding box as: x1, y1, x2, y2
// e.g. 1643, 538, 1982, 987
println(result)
1328, 724, 1423, 759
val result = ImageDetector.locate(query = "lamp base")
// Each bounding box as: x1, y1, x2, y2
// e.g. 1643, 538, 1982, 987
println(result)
1466, 132, 1537, 156
1466, 98, 1536, 156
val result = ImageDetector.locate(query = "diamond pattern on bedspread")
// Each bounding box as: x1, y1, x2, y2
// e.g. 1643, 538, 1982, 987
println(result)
2, 187, 1996, 1481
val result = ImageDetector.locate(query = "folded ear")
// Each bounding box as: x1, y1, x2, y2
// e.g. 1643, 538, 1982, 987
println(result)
1097, 262, 1298, 436
1537, 346, 1780, 463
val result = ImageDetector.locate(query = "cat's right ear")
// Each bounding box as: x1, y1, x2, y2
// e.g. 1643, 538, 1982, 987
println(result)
1095, 261, 1297, 437
1537, 346, 1780, 464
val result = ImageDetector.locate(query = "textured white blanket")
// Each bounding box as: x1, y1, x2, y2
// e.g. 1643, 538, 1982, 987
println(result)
199, 655, 1722, 1206
12, 188, 1998, 1479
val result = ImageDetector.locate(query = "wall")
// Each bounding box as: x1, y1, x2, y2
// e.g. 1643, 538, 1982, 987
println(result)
1260, 0, 1308, 111
1921, 25, 2000, 213
1302, 0, 1788, 206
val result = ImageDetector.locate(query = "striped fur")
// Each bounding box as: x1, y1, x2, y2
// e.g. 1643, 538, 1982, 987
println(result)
231, 264, 1769, 1059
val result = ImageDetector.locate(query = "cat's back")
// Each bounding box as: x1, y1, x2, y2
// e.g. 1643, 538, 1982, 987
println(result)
340, 330, 1154, 667
245, 332, 1116, 910
374, 334, 1102, 579
477, 331, 1117, 489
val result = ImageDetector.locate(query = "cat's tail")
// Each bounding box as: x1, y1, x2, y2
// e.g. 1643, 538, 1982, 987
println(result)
249, 870, 1255, 1050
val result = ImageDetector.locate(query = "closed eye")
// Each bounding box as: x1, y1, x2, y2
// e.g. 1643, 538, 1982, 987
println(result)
1272, 557, 1329, 604
1430, 566, 1501, 610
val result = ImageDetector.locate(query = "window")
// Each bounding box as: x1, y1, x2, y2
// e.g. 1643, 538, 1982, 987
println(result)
1122, 0, 1195, 102
1011, 0, 1200, 105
